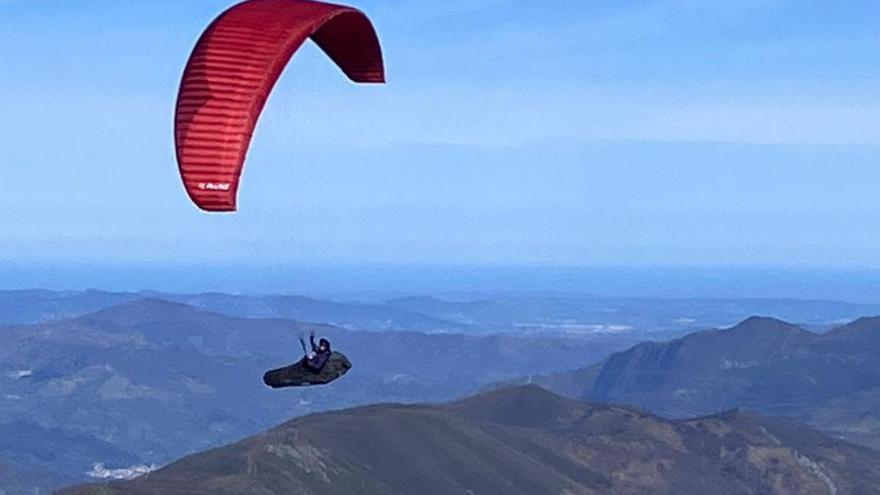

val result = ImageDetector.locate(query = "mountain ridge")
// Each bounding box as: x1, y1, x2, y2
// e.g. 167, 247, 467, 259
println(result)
61, 385, 880, 495
530, 315, 880, 449
1, 299, 632, 493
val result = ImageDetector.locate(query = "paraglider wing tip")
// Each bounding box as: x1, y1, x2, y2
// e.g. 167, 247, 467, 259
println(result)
356, 73, 386, 84
199, 208, 238, 214
196, 203, 237, 213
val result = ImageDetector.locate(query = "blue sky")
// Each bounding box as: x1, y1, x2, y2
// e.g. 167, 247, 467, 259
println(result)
1, 0, 880, 269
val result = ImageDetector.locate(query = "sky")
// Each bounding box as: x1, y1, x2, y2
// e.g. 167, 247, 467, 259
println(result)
2, 0, 880, 274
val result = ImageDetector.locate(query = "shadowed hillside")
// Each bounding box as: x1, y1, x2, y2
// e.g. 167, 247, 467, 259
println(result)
61, 385, 880, 495
532, 316, 880, 449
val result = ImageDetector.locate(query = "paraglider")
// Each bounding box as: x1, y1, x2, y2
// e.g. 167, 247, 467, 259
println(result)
263, 332, 351, 388
175, 0, 385, 212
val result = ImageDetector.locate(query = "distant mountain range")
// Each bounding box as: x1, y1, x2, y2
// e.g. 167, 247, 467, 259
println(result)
0, 298, 632, 494
0, 290, 461, 333
3, 289, 880, 335
385, 294, 880, 334
530, 316, 880, 450
6, 291, 880, 493
62, 385, 880, 495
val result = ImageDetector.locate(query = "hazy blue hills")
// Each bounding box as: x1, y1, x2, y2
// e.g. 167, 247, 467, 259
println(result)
5, 291, 880, 493
385, 294, 880, 334
0, 290, 461, 333
532, 316, 880, 450
0, 299, 631, 494
3, 289, 880, 336
62, 385, 880, 495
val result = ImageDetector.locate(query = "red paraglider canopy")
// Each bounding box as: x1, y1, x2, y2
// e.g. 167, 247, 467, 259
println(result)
175, 0, 385, 212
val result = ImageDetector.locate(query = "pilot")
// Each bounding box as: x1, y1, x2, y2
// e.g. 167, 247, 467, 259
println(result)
300, 331, 332, 373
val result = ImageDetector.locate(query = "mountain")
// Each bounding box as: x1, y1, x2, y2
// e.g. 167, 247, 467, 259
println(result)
385, 294, 880, 334
533, 316, 880, 450
163, 292, 467, 332
0, 289, 462, 332
0, 289, 138, 325
5, 289, 880, 336
0, 299, 631, 493
62, 385, 880, 495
